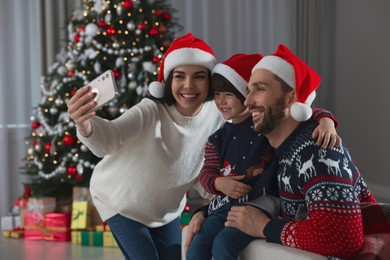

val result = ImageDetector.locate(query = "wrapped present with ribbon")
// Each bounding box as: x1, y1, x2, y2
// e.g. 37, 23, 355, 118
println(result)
103, 231, 118, 247
1, 214, 21, 231
71, 201, 91, 230
27, 197, 56, 214
25, 212, 71, 241
2, 230, 24, 239
95, 221, 110, 232
44, 213, 71, 241
73, 187, 102, 228
71, 231, 82, 245
24, 211, 45, 240
81, 231, 103, 247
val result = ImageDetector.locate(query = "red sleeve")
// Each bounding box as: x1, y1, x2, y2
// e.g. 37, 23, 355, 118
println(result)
280, 175, 365, 259
311, 107, 339, 128
199, 141, 222, 195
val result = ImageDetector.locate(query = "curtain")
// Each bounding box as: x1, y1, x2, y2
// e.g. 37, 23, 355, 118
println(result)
0, 0, 79, 217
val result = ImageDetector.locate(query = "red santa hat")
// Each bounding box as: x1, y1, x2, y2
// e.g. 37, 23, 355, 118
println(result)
148, 33, 216, 98
251, 44, 321, 122
212, 53, 263, 98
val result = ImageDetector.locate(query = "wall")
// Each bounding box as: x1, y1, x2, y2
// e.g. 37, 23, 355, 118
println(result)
333, 0, 390, 202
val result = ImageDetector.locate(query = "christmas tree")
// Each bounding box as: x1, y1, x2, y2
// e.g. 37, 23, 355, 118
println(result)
21, 0, 181, 199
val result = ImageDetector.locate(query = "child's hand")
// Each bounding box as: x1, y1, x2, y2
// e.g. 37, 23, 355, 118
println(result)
214, 175, 252, 199
312, 117, 342, 149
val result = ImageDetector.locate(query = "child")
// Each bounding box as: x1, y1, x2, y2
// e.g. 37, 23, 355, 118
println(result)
186, 53, 341, 260
67, 33, 225, 260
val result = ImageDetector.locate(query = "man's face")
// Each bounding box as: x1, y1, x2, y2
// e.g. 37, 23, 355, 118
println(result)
244, 69, 289, 135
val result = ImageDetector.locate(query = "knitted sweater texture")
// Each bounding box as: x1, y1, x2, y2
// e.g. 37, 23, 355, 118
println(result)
77, 98, 224, 227
263, 120, 376, 259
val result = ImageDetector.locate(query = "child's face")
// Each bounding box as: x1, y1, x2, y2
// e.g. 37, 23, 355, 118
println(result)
214, 91, 249, 123
171, 65, 210, 116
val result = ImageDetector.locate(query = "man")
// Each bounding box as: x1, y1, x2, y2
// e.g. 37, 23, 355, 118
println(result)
186, 44, 376, 259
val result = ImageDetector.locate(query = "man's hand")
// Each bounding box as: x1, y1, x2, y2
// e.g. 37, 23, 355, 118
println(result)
183, 211, 206, 255
225, 205, 270, 238
214, 175, 252, 199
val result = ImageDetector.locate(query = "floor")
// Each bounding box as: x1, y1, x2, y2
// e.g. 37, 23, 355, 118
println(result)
0, 236, 124, 260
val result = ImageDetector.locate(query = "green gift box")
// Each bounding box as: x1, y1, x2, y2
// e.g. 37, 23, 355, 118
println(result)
81, 231, 103, 246
180, 212, 193, 225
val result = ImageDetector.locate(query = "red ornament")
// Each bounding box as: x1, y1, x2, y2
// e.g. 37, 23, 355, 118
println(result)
149, 27, 159, 37
155, 8, 162, 16
112, 69, 120, 79
71, 89, 77, 96
32, 140, 38, 147
152, 56, 160, 64
123, 0, 133, 9
63, 135, 75, 146
162, 12, 171, 21
106, 26, 116, 36
44, 143, 52, 153
67, 70, 75, 77
159, 24, 167, 33
75, 174, 83, 181
67, 165, 77, 175
98, 20, 106, 28
74, 33, 81, 43
31, 121, 40, 130
138, 23, 146, 30
77, 26, 85, 32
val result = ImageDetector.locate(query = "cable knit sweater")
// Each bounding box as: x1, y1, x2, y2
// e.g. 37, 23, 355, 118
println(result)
77, 98, 224, 228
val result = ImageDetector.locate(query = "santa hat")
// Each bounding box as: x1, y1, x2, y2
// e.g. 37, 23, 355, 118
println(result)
251, 44, 321, 122
212, 53, 263, 98
148, 33, 216, 98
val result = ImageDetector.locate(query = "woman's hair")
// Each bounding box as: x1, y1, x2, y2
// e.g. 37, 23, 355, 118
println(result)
154, 69, 214, 106
211, 73, 246, 104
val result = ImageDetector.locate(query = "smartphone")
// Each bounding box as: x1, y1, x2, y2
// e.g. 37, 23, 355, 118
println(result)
88, 70, 119, 111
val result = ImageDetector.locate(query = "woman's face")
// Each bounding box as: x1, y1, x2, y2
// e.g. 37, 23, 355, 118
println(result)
171, 65, 210, 116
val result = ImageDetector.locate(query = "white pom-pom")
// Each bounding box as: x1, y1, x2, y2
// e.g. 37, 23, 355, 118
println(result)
290, 102, 312, 122
148, 81, 165, 98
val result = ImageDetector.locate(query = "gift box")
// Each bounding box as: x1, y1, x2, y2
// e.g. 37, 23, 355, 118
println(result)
71, 201, 90, 230
81, 231, 103, 246
44, 213, 71, 241
24, 211, 45, 240
95, 222, 110, 232
2, 230, 24, 239
27, 197, 56, 214
103, 231, 118, 247
71, 231, 82, 245
180, 212, 193, 225
73, 187, 102, 228
25, 212, 71, 241
1, 215, 21, 230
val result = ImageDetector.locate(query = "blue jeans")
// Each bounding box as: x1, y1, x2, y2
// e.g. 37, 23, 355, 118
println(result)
106, 214, 181, 260
186, 204, 256, 260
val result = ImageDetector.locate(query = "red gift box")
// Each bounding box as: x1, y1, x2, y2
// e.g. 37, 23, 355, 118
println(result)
24, 212, 71, 241
44, 213, 71, 241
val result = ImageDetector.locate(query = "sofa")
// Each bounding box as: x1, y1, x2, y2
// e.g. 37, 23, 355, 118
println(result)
181, 225, 327, 260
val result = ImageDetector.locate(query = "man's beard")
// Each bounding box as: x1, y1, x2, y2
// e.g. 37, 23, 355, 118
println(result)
253, 96, 287, 135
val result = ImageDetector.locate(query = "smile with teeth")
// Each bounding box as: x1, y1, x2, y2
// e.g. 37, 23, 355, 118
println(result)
181, 94, 198, 99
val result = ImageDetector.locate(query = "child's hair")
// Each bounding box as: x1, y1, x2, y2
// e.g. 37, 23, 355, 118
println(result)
154, 69, 214, 106
211, 73, 246, 104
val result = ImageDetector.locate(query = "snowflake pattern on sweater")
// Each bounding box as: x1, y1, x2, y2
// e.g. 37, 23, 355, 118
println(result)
264, 119, 376, 259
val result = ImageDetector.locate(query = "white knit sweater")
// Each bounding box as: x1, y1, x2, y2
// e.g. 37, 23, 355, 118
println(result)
77, 98, 224, 227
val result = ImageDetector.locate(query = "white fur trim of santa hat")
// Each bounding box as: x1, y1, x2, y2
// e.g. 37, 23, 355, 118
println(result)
252, 52, 318, 122
212, 63, 247, 98
163, 48, 216, 80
